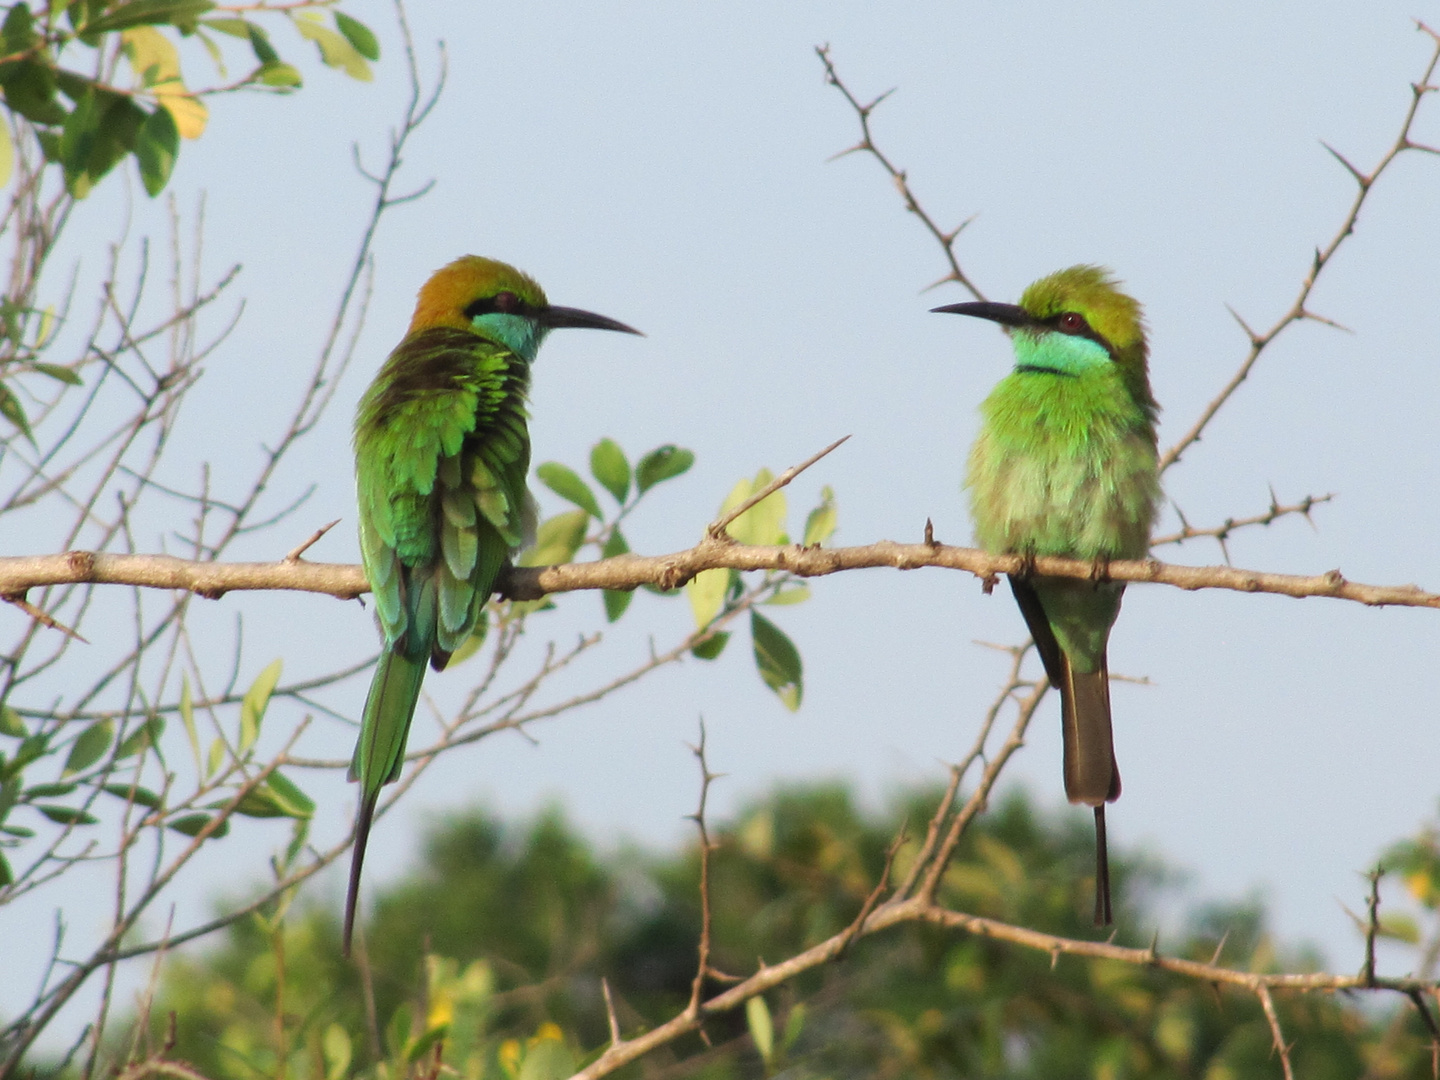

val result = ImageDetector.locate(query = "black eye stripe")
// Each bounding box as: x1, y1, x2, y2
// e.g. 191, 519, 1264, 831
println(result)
464, 292, 529, 320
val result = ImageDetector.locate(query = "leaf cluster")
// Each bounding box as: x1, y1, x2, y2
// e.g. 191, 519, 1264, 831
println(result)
122, 784, 1440, 1080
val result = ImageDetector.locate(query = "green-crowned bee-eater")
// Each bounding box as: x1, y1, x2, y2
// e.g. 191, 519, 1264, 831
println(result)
934, 265, 1160, 925
346, 255, 640, 953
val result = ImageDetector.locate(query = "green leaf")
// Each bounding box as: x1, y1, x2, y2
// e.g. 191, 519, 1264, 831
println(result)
0, 380, 35, 443
4, 734, 48, 780
233, 771, 313, 820
63, 719, 113, 776
590, 438, 630, 504
333, 12, 379, 60
255, 60, 301, 88
200, 16, 252, 39
763, 585, 811, 606
206, 736, 225, 777
751, 611, 802, 710
264, 769, 314, 818
38, 804, 98, 826
238, 658, 282, 754
803, 485, 837, 547
244, 22, 278, 63
0, 705, 24, 738
23, 782, 75, 798
407, 1024, 448, 1064
101, 782, 162, 809
601, 528, 632, 622
385, 1003, 413, 1059
30, 362, 81, 385
536, 462, 602, 519
168, 812, 228, 839
178, 673, 199, 767
0, 59, 66, 126
686, 568, 731, 629
520, 509, 589, 568
746, 995, 775, 1065
81, 0, 216, 36
0, 852, 11, 887
782, 1001, 807, 1052
635, 445, 694, 494
116, 715, 164, 759
1, 4, 37, 52
691, 631, 729, 661
134, 103, 178, 196
292, 10, 370, 81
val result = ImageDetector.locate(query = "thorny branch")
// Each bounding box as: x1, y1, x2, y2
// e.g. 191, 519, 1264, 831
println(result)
4, 530, 1437, 611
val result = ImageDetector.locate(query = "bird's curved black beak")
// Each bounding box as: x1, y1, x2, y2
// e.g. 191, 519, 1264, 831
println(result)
540, 306, 644, 335
930, 301, 1031, 329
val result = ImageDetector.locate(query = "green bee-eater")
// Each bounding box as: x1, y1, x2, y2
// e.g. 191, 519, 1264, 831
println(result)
346, 255, 640, 953
934, 266, 1160, 925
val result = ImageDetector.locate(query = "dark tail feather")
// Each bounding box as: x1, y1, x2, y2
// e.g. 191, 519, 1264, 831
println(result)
1060, 657, 1120, 805
1060, 655, 1120, 927
1094, 806, 1112, 926
344, 790, 378, 956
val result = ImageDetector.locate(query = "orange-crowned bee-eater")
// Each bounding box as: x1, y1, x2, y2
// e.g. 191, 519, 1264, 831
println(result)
345, 256, 640, 952
934, 266, 1160, 925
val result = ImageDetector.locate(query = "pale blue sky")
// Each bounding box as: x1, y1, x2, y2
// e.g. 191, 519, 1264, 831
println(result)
7, 0, 1440, 1042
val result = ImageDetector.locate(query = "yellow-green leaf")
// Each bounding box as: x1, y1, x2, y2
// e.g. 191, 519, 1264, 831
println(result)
178, 673, 199, 767
0, 121, 12, 191
746, 996, 775, 1065
0, 705, 24, 738
122, 25, 181, 85
724, 470, 786, 547
520, 509, 588, 568
206, 736, 225, 777
803, 485, 837, 546
153, 79, 207, 139
238, 658, 281, 754
763, 585, 811, 606
292, 10, 370, 81
255, 61, 301, 88
686, 567, 730, 629
322, 1023, 353, 1080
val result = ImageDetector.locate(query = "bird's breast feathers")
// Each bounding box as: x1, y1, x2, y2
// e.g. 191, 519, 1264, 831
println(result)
967, 373, 1159, 560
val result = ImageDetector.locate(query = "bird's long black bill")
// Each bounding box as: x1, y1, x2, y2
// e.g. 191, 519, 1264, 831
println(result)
1094, 806, 1112, 926
540, 305, 643, 335
930, 300, 1031, 328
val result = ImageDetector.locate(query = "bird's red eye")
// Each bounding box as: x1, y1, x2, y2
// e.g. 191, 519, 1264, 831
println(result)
494, 291, 519, 312
1058, 312, 1085, 333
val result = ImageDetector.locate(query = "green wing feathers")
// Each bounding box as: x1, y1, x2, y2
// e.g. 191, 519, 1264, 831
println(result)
346, 328, 532, 953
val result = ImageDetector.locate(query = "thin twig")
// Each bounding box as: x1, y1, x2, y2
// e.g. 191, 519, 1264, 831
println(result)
707, 436, 850, 541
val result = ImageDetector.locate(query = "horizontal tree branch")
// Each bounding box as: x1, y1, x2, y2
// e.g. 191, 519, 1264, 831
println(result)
1, 538, 1437, 611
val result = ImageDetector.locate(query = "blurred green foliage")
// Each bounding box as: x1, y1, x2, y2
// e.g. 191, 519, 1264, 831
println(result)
122, 785, 1440, 1079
